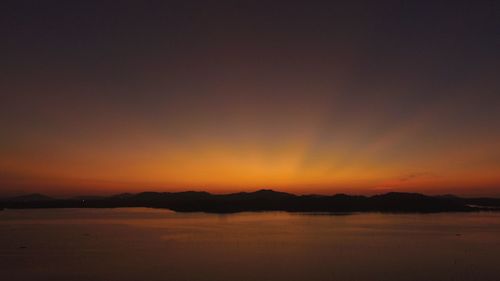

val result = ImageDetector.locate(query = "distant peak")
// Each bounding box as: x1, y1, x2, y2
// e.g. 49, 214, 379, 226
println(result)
255, 189, 277, 193
251, 189, 294, 197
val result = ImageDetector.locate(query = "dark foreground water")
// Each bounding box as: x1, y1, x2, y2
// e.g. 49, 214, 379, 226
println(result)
1, 208, 499, 281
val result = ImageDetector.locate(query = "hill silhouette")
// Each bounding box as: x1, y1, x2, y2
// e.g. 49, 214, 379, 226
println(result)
1, 190, 499, 213
5, 193, 54, 202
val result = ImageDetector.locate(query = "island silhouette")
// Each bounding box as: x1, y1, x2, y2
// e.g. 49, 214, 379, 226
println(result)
1, 190, 500, 213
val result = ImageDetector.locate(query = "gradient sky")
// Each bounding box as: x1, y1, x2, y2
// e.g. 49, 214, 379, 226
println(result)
1, 1, 499, 196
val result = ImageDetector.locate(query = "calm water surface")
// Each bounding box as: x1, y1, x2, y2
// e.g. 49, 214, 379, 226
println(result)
1, 208, 500, 281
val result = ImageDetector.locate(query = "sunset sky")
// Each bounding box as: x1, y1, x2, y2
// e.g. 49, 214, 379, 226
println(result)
1, 1, 499, 197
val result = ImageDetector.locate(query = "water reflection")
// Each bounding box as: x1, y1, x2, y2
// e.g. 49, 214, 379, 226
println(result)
1, 208, 500, 281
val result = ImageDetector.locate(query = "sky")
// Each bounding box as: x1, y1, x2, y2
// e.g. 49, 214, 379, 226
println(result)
1, 1, 499, 197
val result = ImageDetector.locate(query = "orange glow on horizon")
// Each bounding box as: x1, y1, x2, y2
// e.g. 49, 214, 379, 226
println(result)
1, 121, 499, 197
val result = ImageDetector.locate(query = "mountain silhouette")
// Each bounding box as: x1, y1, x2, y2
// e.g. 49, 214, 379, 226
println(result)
1, 189, 499, 213
6, 193, 54, 202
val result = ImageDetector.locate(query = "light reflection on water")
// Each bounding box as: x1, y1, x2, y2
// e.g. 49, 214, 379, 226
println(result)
1, 208, 500, 281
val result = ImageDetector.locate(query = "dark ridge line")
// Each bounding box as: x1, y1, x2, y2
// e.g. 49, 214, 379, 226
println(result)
1, 189, 500, 214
